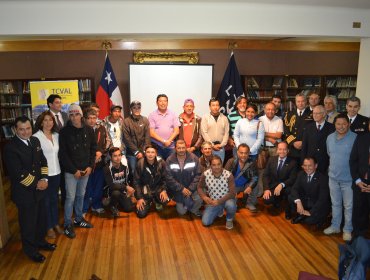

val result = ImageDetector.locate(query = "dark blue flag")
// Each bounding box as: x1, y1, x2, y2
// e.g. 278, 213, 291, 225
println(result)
216, 53, 244, 115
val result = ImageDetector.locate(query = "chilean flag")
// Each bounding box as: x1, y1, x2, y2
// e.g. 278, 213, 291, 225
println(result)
96, 54, 123, 119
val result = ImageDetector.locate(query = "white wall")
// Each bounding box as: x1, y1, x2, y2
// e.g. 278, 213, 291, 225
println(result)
0, 1, 370, 38
356, 38, 370, 118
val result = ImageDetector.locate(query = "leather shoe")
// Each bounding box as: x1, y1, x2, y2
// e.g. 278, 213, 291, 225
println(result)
29, 252, 46, 263
291, 215, 306, 224
285, 212, 292, 220
39, 242, 57, 251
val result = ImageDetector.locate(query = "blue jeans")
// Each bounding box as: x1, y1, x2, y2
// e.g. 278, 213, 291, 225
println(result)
82, 167, 105, 213
328, 177, 353, 233
64, 172, 89, 226
235, 184, 258, 206
213, 147, 225, 163
154, 143, 174, 160
44, 174, 61, 229
126, 155, 137, 175
202, 198, 236, 226
175, 192, 203, 215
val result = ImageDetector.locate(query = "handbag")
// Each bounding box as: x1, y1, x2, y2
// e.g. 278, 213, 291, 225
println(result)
255, 121, 269, 169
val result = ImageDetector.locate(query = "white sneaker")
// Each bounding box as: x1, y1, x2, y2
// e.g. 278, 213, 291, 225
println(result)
226, 220, 233, 230
343, 232, 352, 241
323, 226, 340, 235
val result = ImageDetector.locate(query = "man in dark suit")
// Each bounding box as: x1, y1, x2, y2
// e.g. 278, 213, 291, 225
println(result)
263, 141, 298, 218
350, 119, 370, 237
4, 116, 56, 263
301, 105, 335, 173
283, 93, 312, 163
47, 94, 68, 132
346, 96, 369, 135
46, 94, 68, 206
289, 157, 330, 225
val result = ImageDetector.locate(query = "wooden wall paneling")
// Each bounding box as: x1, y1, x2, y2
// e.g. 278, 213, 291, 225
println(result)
0, 39, 361, 52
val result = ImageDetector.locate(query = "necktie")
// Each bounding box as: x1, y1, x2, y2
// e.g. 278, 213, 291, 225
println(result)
27, 139, 32, 147
317, 124, 321, 131
307, 175, 311, 183
55, 114, 62, 129
350, 118, 353, 124
325, 115, 329, 121
299, 111, 302, 117
277, 159, 283, 174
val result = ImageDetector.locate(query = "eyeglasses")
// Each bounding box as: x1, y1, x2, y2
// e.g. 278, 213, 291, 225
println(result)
131, 106, 141, 110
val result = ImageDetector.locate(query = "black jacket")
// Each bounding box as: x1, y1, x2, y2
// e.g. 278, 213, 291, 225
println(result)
133, 157, 167, 200
103, 161, 130, 191
224, 157, 258, 189
4, 136, 48, 205
165, 152, 201, 193
301, 121, 335, 173
263, 156, 297, 191
122, 115, 151, 156
350, 114, 369, 135
283, 108, 312, 158
290, 170, 330, 218
350, 132, 370, 182
59, 122, 97, 174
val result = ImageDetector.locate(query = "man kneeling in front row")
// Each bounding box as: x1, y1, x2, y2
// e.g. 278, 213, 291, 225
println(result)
289, 157, 330, 225
224, 143, 258, 212
166, 140, 202, 217
103, 147, 135, 217
198, 155, 237, 229
134, 145, 169, 218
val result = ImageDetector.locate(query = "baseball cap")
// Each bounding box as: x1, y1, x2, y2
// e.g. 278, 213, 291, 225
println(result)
130, 100, 141, 108
110, 104, 123, 112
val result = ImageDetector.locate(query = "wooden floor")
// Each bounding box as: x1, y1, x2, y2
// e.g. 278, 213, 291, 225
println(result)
0, 185, 342, 280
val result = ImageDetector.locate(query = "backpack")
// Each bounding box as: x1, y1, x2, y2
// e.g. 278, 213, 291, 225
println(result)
338, 236, 370, 280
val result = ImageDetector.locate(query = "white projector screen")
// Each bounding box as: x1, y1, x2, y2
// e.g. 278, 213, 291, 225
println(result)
129, 64, 213, 118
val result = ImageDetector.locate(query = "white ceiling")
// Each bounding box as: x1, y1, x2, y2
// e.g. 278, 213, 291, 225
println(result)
8, 0, 370, 9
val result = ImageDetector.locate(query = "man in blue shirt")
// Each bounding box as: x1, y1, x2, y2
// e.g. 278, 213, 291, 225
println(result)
224, 143, 258, 212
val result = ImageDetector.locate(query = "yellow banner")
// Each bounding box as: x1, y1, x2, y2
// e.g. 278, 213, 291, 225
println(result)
30, 80, 79, 120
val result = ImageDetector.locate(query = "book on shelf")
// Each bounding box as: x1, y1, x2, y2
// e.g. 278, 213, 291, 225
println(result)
0, 82, 16, 94
272, 77, 283, 88
302, 77, 321, 88
0, 95, 20, 105
22, 107, 32, 119
1, 108, 22, 122
337, 89, 355, 99
23, 81, 30, 93
326, 79, 336, 88
78, 79, 91, 92
2, 125, 15, 139
247, 77, 259, 89
287, 78, 298, 88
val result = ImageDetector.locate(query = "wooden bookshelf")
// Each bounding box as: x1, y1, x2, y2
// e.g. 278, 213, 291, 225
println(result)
241, 74, 358, 114
0, 78, 94, 176
325, 75, 356, 112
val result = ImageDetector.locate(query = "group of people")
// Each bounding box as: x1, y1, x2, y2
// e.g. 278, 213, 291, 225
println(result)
4, 91, 370, 263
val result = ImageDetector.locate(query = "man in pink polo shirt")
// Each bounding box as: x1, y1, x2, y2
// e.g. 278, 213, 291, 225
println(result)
148, 94, 180, 160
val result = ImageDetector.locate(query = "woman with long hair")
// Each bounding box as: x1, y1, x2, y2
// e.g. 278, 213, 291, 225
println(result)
34, 111, 62, 238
